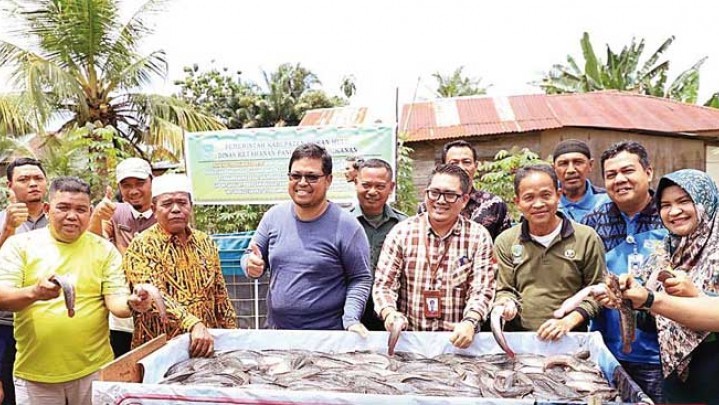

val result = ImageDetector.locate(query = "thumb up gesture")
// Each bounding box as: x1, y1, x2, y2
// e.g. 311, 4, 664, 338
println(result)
246, 243, 265, 277
95, 186, 117, 221
5, 190, 29, 230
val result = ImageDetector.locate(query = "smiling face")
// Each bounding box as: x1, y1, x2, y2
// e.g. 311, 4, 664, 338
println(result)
9, 164, 47, 204
659, 185, 699, 236
515, 171, 562, 235
153, 192, 192, 236
355, 166, 394, 216
288, 157, 332, 209
603, 151, 653, 214
554, 152, 593, 198
119, 177, 152, 211
47, 191, 92, 243
425, 173, 469, 231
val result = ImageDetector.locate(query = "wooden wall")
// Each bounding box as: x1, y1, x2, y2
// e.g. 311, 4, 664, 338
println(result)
407, 128, 707, 199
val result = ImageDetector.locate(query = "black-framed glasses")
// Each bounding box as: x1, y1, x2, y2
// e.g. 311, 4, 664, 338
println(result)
288, 172, 326, 183
425, 189, 463, 203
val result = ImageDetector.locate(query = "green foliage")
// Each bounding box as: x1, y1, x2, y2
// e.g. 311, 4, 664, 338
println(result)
705, 92, 719, 108
536, 32, 707, 104
432, 66, 489, 98
192, 204, 271, 234
476, 147, 547, 220
393, 133, 418, 215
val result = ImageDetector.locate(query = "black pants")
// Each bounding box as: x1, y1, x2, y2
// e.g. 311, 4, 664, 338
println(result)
110, 330, 133, 359
0, 324, 15, 405
663, 336, 719, 405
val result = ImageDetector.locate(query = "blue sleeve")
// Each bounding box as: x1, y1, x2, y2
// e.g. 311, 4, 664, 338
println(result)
340, 225, 372, 329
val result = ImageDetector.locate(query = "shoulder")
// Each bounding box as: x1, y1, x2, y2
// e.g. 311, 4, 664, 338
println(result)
387, 205, 409, 221
570, 221, 602, 240
494, 224, 521, 248
472, 189, 507, 206
81, 231, 120, 254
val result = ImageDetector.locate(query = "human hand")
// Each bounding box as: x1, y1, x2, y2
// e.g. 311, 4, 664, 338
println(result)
537, 318, 571, 341
189, 322, 214, 358
383, 310, 408, 332
496, 300, 517, 321
615, 275, 649, 309
32, 276, 61, 301
449, 320, 476, 349
246, 243, 265, 277
94, 186, 117, 221
663, 270, 698, 297
127, 289, 152, 313
348, 323, 369, 338
4, 190, 28, 230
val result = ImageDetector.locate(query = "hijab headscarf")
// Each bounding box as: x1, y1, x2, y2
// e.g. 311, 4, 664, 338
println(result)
643, 169, 719, 379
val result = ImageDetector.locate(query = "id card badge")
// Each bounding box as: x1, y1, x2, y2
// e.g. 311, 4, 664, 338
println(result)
628, 253, 644, 274
422, 289, 442, 319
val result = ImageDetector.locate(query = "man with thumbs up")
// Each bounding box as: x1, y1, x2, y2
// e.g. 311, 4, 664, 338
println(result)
0, 157, 48, 405
88, 157, 157, 359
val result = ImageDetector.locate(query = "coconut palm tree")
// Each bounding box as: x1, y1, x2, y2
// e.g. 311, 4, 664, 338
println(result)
432, 66, 488, 98
536, 32, 707, 104
0, 0, 224, 158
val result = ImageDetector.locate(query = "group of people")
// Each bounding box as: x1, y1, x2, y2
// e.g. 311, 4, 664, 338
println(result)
244, 138, 719, 405
0, 158, 237, 405
0, 137, 717, 404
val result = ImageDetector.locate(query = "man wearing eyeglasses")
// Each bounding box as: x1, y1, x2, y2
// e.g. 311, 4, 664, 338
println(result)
244, 143, 373, 335
373, 164, 495, 349
418, 140, 511, 240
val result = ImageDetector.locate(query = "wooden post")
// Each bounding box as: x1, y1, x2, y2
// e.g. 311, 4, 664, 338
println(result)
99, 334, 167, 382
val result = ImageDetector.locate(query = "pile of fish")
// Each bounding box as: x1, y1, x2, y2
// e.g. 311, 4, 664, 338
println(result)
159, 349, 619, 401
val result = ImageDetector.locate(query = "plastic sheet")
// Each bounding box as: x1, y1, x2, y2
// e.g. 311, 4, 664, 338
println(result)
93, 329, 643, 405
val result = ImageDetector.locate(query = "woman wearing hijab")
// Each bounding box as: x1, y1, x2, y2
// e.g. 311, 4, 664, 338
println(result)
622, 169, 719, 404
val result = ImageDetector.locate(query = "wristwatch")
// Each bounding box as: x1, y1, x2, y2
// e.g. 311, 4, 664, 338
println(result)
639, 289, 655, 310
461, 317, 480, 333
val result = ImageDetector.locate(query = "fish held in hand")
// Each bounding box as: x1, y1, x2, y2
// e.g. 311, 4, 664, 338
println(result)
134, 283, 168, 323
553, 284, 608, 318
605, 274, 636, 354
50, 274, 76, 318
387, 316, 405, 356
490, 305, 515, 358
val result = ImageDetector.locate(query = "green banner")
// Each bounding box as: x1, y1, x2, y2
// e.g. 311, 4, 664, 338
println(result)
185, 126, 396, 205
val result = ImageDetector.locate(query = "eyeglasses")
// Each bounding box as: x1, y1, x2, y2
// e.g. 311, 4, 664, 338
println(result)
288, 172, 326, 183
425, 189, 463, 203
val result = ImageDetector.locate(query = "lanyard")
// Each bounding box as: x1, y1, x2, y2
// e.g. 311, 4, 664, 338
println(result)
423, 219, 452, 287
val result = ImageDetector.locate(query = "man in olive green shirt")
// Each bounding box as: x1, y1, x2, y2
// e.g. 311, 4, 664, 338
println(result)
493, 164, 606, 340
350, 159, 407, 331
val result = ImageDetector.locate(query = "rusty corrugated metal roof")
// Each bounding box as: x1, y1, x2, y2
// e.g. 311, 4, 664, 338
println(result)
400, 92, 719, 142
299, 106, 369, 126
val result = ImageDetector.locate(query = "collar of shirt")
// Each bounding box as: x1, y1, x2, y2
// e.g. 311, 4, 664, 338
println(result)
424, 213, 464, 241
351, 204, 403, 224
519, 211, 575, 242
130, 206, 153, 220
561, 180, 600, 210
153, 223, 195, 245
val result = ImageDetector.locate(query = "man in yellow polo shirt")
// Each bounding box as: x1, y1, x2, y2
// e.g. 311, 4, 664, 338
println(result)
0, 177, 151, 405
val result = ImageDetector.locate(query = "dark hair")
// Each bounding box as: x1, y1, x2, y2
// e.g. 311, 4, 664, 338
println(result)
358, 158, 393, 180
429, 164, 472, 194
600, 141, 651, 176
513, 164, 559, 195
7, 157, 46, 182
49, 176, 91, 197
441, 140, 478, 163
289, 143, 333, 175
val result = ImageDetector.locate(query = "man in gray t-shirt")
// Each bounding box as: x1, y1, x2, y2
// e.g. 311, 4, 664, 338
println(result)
0, 158, 49, 405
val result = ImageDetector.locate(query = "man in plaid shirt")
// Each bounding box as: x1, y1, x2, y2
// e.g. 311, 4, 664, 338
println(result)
373, 164, 496, 349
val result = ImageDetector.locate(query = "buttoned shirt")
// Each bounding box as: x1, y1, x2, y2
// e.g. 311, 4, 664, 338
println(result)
123, 224, 237, 348
559, 180, 610, 223
373, 213, 495, 331
419, 188, 511, 240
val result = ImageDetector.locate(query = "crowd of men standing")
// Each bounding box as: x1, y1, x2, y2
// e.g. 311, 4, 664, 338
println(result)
0, 136, 716, 404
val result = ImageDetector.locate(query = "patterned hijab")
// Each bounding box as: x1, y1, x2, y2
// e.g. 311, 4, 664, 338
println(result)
648, 169, 719, 379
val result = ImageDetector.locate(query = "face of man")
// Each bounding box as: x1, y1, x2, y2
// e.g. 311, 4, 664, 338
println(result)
119, 177, 152, 211
554, 152, 593, 197
445, 147, 478, 181
153, 192, 192, 235
288, 158, 332, 209
9, 165, 47, 204
47, 191, 92, 243
659, 185, 699, 237
344, 160, 357, 183
603, 151, 653, 212
425, 173, 469, 230
514, 171, 562, 234
356, 167, 395, 216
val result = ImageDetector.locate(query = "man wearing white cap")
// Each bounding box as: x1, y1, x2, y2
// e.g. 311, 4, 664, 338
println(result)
123, 174, 237, 357
88, 157, 157, 358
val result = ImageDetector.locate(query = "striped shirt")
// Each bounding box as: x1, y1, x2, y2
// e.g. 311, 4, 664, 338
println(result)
373, 213, 495, 331
124, 224, 237, 348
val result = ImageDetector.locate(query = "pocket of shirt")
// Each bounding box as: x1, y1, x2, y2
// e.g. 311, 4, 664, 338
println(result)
449, 263, 472, 288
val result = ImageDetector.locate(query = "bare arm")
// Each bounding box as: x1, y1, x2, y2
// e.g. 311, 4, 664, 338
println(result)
650, 294, 719, 331
0, 278, 60, 312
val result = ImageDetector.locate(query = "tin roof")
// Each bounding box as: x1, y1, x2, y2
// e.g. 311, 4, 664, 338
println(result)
299, 106, 370, 126
400, 92, 719, 142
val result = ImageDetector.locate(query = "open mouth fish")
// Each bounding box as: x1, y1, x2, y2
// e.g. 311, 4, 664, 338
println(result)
50, 274, 75, 317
